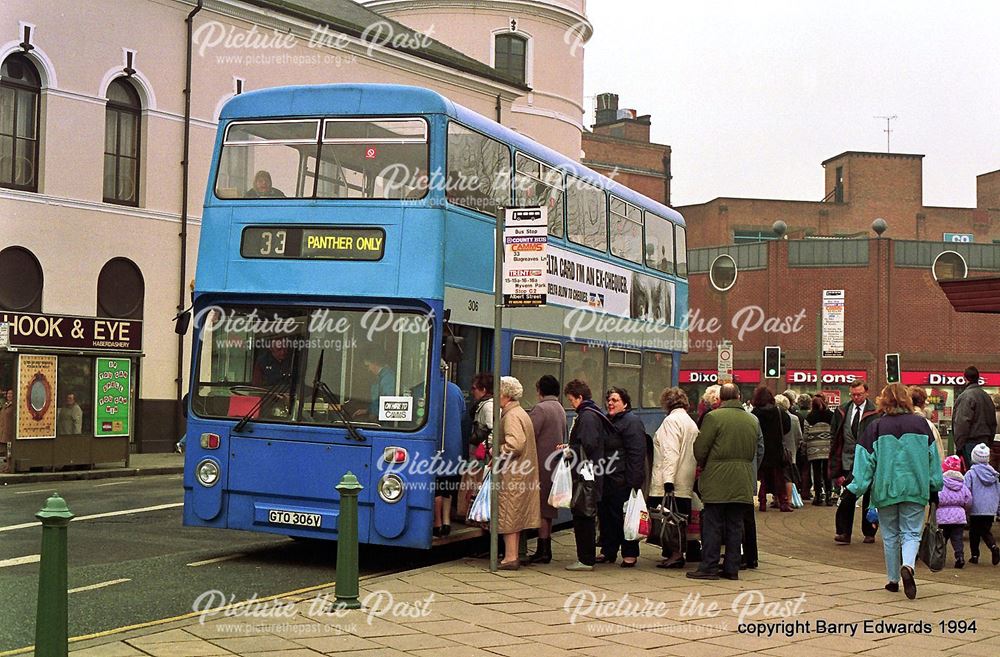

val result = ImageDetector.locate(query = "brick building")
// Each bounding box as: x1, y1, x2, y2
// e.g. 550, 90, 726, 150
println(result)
674, 149, 1000, 432
680, 151, 1000, 248
680, 227, 1000, 435
581, 92, 671, 207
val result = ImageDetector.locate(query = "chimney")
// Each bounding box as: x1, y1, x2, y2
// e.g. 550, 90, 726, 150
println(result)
594, 93, 619, 127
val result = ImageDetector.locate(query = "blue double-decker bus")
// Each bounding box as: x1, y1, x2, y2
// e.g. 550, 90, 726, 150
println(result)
183, 83, 688, 549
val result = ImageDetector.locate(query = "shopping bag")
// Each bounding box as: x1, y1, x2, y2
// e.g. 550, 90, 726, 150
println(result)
570, 461, 597, 517
790, 484, 804, 508
646, 506, 664, 547
655, 494, 687, 555
456, 461, 484, 518
548, 457, 573, 509
623, 489, 649, 541
918, 503, 946, 572
467, 470, 492, 524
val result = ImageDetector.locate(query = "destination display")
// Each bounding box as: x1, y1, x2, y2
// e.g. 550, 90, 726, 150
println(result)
240, 226, 385, 260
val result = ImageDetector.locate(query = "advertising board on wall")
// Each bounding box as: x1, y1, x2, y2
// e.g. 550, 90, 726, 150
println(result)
17, 354, 58, 439
95, 357, 131, 437
545, 245, 676, 325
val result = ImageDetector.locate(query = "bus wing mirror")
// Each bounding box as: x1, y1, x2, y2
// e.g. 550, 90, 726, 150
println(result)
444, 335, 465, 363
174, 310, 192, 336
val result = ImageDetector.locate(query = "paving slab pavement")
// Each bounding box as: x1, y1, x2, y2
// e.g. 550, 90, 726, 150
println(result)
47, 503, 1000, 657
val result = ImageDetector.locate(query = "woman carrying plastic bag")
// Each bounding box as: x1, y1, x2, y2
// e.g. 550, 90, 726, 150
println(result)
548, 457, 573, 509
467, 470, 492, 524
623, 489, 650, 541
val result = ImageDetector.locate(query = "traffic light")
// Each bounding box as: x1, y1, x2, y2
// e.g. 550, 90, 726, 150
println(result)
764, 346, 781, 379
886, 353, 901, 384
779, 349, 787, 376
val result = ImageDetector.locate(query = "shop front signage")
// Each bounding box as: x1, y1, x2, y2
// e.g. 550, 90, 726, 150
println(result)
786, 369, 868, 385
95, 358, 131, 437
0, 311, 142, 352
900, 371, 1000, 387
681, 369, 761, 384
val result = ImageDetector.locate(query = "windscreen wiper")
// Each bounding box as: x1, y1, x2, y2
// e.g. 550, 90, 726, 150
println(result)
233, 379, 290, 433
309, 349, 366, 442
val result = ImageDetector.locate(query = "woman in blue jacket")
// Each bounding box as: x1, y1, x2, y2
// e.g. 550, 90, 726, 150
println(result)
848, 383, 943, 599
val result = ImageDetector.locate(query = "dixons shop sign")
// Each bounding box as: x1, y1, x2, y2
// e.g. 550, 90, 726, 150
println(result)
901, 371, 1000, 387
681, 369, 761, 384
786, 369, 867, 385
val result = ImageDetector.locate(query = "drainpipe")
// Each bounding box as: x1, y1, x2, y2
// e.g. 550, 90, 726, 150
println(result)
178, 0, 203, 440
495, 94, 501, 123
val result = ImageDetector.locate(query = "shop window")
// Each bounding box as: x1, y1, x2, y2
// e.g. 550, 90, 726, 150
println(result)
510, 337, 561, 411
494, 33, 527, 85
57, 357, 92, 436
97, 258, 144, 319
0, 245, 43, 312
563, 343, 605, 408
104, 78, 142, 205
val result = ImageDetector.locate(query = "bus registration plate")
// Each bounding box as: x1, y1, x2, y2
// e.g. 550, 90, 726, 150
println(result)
268, 510, 322, 528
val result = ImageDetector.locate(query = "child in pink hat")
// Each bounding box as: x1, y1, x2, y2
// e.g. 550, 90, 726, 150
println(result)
937, 455, 972, 568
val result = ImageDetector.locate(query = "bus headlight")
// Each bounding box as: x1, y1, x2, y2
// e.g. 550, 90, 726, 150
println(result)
196, 459, 221, 487
378, 474, 404, 503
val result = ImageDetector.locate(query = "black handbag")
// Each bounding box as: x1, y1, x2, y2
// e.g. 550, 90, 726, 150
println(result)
647, 494, 687, 554
918, 503, 946, 572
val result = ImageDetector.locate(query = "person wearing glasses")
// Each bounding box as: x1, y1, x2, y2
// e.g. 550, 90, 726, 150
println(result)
598, 387, 647, 567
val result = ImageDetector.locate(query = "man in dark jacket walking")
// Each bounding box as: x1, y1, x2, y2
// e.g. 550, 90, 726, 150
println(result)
687, 384, 757, 581
564, 379, 610, 571
953, 366, 998, 468
829, 379, 879, 544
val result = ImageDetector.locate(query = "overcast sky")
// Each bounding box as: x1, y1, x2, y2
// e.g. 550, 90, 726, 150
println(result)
583, 0, 1000, 209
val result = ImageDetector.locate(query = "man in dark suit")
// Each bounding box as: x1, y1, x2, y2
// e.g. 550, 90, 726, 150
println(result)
829, 379, 880, 544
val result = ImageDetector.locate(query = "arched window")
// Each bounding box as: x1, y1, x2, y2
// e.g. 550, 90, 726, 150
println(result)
0, 54, 41, 192
0, 246, 43, 312
97, 258, 144, 319
104, 78, 141, 206
494, 34, 527, 85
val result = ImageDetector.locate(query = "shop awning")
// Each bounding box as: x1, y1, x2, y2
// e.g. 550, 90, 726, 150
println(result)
938, 276, 1000, 314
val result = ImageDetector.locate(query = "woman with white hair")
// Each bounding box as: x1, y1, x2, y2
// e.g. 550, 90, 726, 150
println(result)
697, 385, 721, 427
496, 376, 541, 570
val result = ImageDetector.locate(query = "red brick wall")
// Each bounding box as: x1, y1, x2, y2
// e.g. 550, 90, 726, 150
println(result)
978, 170, 1000, 210
581, 132, 671, 207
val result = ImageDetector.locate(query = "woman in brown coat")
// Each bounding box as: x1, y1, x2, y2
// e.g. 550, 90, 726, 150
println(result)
497, 376, 541, 570
527, 374, 567, 564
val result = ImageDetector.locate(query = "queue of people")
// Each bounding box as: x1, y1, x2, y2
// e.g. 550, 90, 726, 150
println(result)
447, 365, 1000, 592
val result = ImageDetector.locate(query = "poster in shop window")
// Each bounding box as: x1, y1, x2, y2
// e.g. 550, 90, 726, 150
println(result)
17, 354, 58, 439
95, 358, 131, 437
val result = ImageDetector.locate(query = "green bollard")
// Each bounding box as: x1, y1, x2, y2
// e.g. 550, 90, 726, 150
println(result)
35, 493, 74, 657
332, 472, 363, 610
